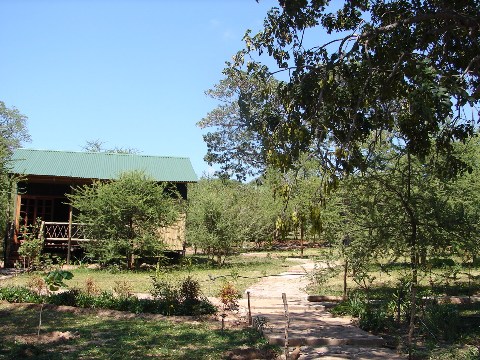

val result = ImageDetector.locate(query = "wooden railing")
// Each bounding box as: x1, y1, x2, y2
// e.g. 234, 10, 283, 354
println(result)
42, 221, 88, 242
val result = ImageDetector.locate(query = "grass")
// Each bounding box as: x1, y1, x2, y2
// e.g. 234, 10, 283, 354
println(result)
1, 254, 291, 297
0, 302, 275, 360
307, 255, 480, 298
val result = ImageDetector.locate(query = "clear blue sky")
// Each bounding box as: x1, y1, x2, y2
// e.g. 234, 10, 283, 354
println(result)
0, 0, 277, 178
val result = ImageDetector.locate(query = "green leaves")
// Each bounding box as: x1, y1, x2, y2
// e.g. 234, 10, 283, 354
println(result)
68, 171, 180, 268
208, 0, 479, 179
44, 270, 74, 292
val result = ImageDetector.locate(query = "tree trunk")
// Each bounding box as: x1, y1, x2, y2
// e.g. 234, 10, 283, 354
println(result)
343, 259, 348, 300
300, 221, 305, 258
405, 152, 418, 359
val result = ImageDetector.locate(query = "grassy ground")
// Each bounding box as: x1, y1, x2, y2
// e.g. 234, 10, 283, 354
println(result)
1, 254, 292, 297
0, 302, 276, 360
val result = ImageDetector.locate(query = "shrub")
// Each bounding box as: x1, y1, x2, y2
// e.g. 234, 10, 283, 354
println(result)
150, 275, 216, 316
218, 281, 241, 311
331, 293, 367, 318
0, 286, 42, 303
113, 280, 133, 298
358, 307, 394, 332
422, 303, 460, 342
180, 276, 201, 303
47, 289, 79, 306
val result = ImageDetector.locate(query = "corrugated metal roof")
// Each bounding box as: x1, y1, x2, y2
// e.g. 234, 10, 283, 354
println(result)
9, 149, 198, 182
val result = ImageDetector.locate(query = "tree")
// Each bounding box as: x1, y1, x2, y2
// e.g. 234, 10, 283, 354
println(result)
67, 171, 179, 269
82, 139, 140, 154
186, 178, 281, 264
199, 71, 284, 181
320, 135, 480, 349
186, 179, 245, 265
264, 156, 326, 255
0, 101, 30, 152
204, 1, 478, 179
0, 101, 30, 248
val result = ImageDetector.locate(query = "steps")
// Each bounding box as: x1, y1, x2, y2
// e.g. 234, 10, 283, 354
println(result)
240, 258, 405, 359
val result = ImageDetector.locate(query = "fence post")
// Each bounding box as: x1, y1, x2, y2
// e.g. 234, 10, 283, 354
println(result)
282, 292, 290, 360
247, 291, 252, 325
66, 206, 73, 265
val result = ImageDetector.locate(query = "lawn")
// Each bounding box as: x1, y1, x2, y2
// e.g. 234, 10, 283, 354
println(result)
0, 252, 294, 360
1, 253, 292, 297
0, 302, 276, 360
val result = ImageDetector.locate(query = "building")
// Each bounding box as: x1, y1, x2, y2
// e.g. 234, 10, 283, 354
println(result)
4, 148, 197, 267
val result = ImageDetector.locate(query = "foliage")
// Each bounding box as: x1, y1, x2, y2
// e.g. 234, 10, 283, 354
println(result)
82, 139, 140, 154
68, 171, 180, 269
218, 281, 241, 311
214, 0, 480, 178
44, 269, 74, 292
112, 280, 133, 298
199, 71, 282, 180
186, 179, 281, 264
150, 274, 216, 315
17, 219, 44, 269
0, 281, 216, 316
422, 303, 460, 342
0, 101, 30, 244
264, 156, 329, 249
0, 286, 43, 303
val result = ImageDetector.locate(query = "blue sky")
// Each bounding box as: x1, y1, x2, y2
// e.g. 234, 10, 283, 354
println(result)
0, 0, 277, 178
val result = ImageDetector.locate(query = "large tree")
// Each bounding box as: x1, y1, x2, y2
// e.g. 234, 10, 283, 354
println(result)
203, 0, 479, 179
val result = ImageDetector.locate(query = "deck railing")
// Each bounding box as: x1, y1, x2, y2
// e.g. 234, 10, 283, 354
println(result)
42, 221, 88, 242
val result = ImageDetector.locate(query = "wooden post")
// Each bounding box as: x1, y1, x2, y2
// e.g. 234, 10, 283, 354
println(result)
247, 291, 252, 325
66, 206, 73, 265
282, 293, 290, 360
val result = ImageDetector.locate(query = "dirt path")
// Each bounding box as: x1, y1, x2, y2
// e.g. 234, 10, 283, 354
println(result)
239, 257, 406, 359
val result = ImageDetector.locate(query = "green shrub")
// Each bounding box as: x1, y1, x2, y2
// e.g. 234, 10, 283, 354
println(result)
422, 303, 460, 342
47, 289, 79, 306
0, 286, 42, 303
359, 307, 394, 332
331, 293, 367, 318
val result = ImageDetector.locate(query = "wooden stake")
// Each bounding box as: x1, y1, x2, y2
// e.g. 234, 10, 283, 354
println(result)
66, 206, 73, 265
247, 291, 252, 325
282, 293, 289, 360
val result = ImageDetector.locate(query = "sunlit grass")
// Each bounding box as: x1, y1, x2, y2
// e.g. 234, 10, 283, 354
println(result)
1, 253, 291, 297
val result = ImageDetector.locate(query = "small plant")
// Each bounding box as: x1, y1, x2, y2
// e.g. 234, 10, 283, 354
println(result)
331, 292, 367, 317
113, 280, 133, 298
218, 281, 241, 311
308, 262, 341, 288
150, 275, 216, 316
26, 275, 46, 295
179, 276, 201, 303
44, 269, 74, 292
84, 276, 100, 296
421, 303, 460, 342
17, 219, 44, 269
253, 316, 269, 332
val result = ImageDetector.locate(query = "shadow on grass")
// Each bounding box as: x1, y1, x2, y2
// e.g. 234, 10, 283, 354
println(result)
0, 304, 271, 360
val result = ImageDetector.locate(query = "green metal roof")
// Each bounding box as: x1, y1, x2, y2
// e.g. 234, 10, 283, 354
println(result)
10, 149, 198, 183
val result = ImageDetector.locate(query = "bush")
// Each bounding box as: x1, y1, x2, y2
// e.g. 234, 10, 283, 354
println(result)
331, 293, 367, 318
218, 282, 241, 311
0, 286, 42, 303
422, 303, 460, 342
47, 289, 79, 306
150, 275, 216, 316
0, 278, 216, 316
358, 307, 394, 332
